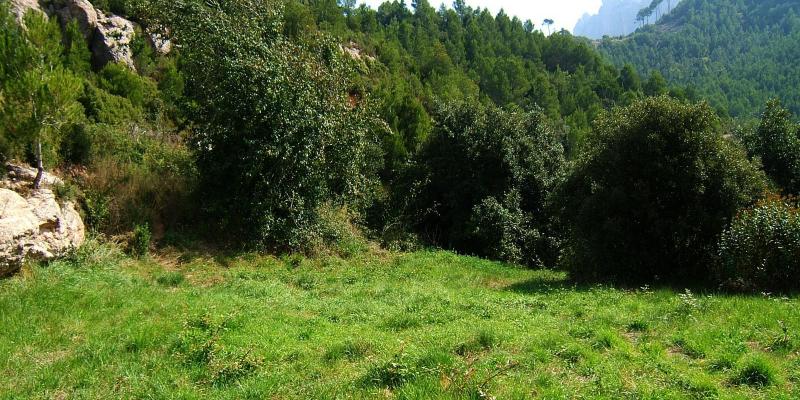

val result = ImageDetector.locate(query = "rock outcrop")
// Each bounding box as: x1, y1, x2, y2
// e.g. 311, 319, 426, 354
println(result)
11, 0, 141, 70
0, 165, 85, 276
147, 26, 172, 56
3, 163, 63, 190
49, 0, 138, 70
9, 0, 44, 23
341, 42, 375, 63
56, 0, 99, 38
91, 11, 136, 69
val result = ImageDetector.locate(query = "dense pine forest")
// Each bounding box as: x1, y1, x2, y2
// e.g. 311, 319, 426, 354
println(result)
2, 0, 800, 397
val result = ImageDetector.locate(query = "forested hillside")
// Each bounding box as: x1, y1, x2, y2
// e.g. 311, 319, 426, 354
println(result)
293, 0, 686, 158
599, 0, 800, 117
2, 0, 798, 278
0, 0, 673, 262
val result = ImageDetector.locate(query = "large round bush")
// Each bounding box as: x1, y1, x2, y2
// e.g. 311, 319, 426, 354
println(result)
717, 197, 800, 292
404, 100, 566, 267
559, 96, 767, 283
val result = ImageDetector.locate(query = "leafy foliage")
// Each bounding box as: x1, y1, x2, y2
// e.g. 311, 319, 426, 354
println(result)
0, 10, 84, 169
716, 196, 800, 292
403, 101, 565, 267
141, 0, 383, 250
97, 62, 162, 118
0, 3, 195, 238
558, 96, 767, 283
741, 99, 800, 195
130, 223, 152, 257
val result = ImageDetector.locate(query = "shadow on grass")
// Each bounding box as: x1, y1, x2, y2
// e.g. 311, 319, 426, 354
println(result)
156, 228, 252, 265
503, 271, 593, 294
505, 269, 800, 299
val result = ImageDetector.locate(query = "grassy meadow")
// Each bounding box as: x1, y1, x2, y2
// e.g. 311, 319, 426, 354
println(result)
1, 241, 798, 399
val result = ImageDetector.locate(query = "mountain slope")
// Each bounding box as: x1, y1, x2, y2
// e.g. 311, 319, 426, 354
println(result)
574, 0, 683, 39
598, 0, 800, 117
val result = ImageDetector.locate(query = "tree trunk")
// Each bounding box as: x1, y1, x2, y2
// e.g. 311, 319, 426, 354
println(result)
33, 139, 44, 189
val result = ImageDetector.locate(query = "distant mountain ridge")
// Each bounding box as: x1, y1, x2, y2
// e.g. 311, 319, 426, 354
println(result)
598, 0, 800, 117
574, 0, 682, 39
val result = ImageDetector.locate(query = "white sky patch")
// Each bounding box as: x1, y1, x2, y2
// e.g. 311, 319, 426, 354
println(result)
357, 0, 603, 33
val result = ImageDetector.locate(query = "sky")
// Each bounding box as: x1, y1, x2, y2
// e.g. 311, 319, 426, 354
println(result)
357, 0, 604, 33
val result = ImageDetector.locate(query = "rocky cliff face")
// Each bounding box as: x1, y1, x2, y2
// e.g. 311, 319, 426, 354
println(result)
0, 165, 85, 277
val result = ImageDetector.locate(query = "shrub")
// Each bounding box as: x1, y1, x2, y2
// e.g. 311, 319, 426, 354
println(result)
143, 0, 382, 251
742, 99, 800, 195
314, 204, 368, 257
59, 123, 93, 165
97, 62, 162, 118
156, 270, 185, 287
53, 181, 79, 202
403, 100, 566, 267
130, 223, 152, 257
0, 10, 84, 170
77, 125, 198, 234
470, 192, 548, 267
716, 196, 800, 292
558, 96, 767, 284
82, 188, 111, 231
79, 83, 143, 125
730, 355, 778, 387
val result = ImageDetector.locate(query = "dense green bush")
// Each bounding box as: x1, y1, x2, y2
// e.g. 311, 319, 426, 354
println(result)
716, 197, 800, 292
141, 0, 383, 251
0, 4, 197, 241
97, 63, 163, 119
742, 99, 800, 195
79, 82, 143, 124
559, 96, 767, 283
404, 100, 566, 267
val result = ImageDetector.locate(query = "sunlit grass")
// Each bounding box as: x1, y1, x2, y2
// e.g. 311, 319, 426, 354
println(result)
1, 243, 798, 399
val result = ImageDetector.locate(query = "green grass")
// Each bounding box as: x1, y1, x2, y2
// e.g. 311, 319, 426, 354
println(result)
1, 242, 799, 399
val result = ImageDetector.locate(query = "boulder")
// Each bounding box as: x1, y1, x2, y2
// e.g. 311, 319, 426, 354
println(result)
0, 164, 85, 276
340, 41, 375, 63
147, 26, 172, 56
52, 0, 137, 70
56, 0, 98, 38
91, 11, 137, 70
0, 189, 85, 276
